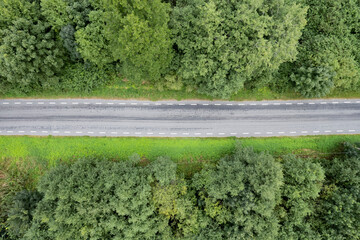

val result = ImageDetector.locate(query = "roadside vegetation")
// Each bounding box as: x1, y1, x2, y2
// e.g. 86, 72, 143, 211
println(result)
1, 0, 360, 100
1, 140, 359, 239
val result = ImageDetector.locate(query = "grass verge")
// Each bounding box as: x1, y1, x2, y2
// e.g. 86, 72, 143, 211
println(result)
1, 77, 360, 101
1, 135, 360, 179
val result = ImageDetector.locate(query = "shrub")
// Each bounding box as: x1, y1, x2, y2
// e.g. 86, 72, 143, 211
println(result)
60, 24, 82, 62
59, 63, 110, 93
6, 190, 42, 239
0, 160, 39, 239
342, 142, 360, 159
291, 64, 335, 98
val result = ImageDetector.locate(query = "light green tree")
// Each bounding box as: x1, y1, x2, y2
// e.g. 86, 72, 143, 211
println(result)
171, 0, 307, 98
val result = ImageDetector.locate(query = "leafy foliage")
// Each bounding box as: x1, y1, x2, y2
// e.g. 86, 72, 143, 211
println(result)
40, 0, 93, 30
5, 190, 42, 239
75, 10, 114, 67
59, 63, 110, 93
0, 160, 39, 239
287, 0, 360, 93
24, 158, 171, 239
171, 0, 307, 98
101, 0, 173, 82
2, 141, 360, 239
0, 0, 64, 93
192, 144, 283, 239
317, 155, 360, 239
60, 24, 82, 62
342, 142, 360, 159
277, 155, 324, 239
290, 64, 335, 98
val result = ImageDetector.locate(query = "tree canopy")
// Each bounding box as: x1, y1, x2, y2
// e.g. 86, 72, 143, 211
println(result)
171, 0, 307, 98
0, 0, 64, 92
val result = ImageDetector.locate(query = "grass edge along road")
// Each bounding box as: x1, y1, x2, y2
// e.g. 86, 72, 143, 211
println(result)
2, 81, 360, 102
1, 135, 360, 180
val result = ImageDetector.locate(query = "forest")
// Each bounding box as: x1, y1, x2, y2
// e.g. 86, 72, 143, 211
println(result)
0, 0, 360, 98
0, 142, 359, 239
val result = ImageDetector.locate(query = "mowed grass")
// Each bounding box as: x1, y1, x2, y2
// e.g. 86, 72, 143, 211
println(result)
1, 134, 360, 164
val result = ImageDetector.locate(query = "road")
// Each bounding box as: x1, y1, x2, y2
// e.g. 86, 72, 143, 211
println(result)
0, 99, 359, 137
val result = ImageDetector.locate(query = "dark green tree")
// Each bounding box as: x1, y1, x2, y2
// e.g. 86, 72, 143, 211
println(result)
59, 24, 82, 61
0, 0, 64, 92
0, 18, 64, 92
24, 158, 171, 239
290, 64, 335, 98
171, 0, 307, 98
316, 156, 360, 239
40, 0, 93, 30
5, 190, 42, 239
277, 155, 324, 239
192, 144, 283, 239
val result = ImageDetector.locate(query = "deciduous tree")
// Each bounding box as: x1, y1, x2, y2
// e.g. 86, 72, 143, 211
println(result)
192, 144, 283, 239
171, 0, 307, 98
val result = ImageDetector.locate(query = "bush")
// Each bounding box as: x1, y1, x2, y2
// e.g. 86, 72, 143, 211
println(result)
291, 64, 335, 98
342, 142, 360, 159
59, 63, 110, 93
60, 24, 82, 62
5, 190, 42, 239
0, 160, 39, 239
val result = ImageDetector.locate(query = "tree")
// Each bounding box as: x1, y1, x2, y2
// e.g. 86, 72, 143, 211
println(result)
149, 157, 203, 238
40, 0, 93, 30
99, 0, 173, 82
0, 0, 64, 92
297, 34, 360, 90
290, 64, 335, 98
0, 18, 64, 92
287, 0, 360, 93
59, 25, 82, 61
192, 144, 283, 239
0, 0, 39, 28
75, 10, 114, 66
171, 0, 307, 98
316, 156, 360, 239
277, 155, 324, 240
25, 158, 171, 239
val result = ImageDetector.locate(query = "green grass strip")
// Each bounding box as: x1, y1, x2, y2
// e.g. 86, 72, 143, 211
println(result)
1, 135, 359, 180
1, 135, 360, 162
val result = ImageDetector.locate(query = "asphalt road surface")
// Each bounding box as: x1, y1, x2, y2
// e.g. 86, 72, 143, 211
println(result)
0, 99, 359, 137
